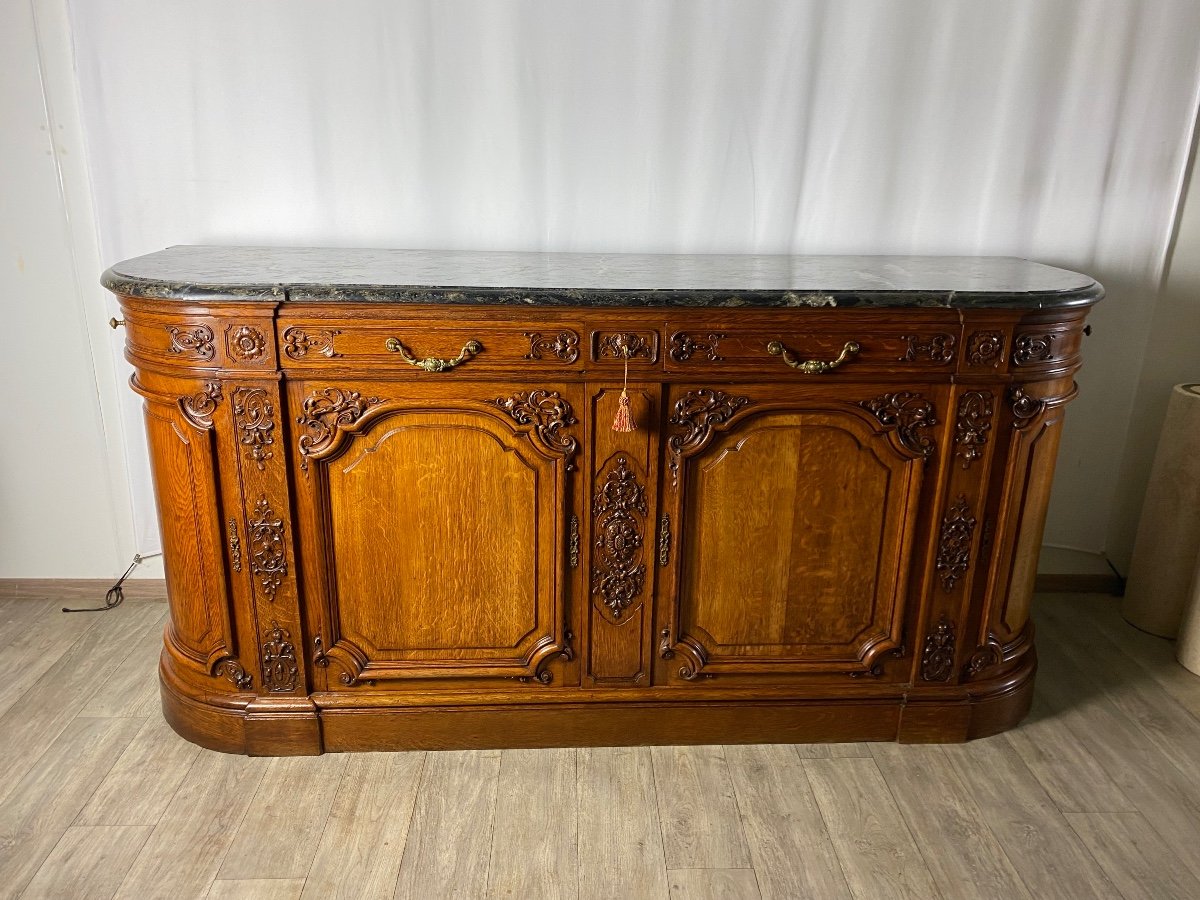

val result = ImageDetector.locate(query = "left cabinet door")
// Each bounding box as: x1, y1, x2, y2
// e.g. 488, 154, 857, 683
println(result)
290, 380, 580, 688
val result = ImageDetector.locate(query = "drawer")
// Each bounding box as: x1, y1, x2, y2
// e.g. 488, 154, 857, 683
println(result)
277, 318, 586, 372
663, 322, 963, 375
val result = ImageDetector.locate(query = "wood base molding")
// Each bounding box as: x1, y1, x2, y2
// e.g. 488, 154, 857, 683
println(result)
158, 646, 1036, 755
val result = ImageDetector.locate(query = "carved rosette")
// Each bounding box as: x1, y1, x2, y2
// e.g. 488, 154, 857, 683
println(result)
936, 495, 976, 592
296, 388, 383, 467
179, 382, 222, 429
486, 389, 579, 463
167, 324, 216, 360
216, 658, 252, 690
967, 331, 1005, 367
669, 332, 724, 362
1012, 332, 1055, 366
921, 616, 956, 682
591, 456, 648, 619
261, 624, 299, 693
954, 390, 994, 469
667, 389, 752, 484
860, 391, 937, 458
233, 387, 275, 471
282, 328, 340, 359
524, 330, 580, 363
226, 325, 267, 361
1009, 386, 1046, 429
249, 496, 287, 600
899, 333, 955, 363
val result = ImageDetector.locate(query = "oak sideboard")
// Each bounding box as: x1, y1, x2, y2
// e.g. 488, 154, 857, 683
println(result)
103, 248, 1100, 755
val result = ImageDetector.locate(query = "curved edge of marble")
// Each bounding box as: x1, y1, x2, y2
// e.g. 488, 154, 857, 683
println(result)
101, 250, 1105, 310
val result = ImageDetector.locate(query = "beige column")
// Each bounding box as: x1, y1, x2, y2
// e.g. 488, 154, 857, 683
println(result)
1122, 384, 1200, 637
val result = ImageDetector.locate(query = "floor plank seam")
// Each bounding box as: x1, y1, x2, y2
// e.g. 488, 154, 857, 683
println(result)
797, 754, 856, 900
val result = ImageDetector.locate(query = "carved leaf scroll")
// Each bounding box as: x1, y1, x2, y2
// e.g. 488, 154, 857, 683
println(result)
262, 624, 299, 693
486, 389, 579, 463
954, 390, 994, 469
667, 389, 751, 485
921, 615, 956, 682
296, 388, 383, 466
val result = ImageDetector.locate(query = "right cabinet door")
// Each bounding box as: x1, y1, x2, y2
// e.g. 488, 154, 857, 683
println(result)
658, 383, 944, 683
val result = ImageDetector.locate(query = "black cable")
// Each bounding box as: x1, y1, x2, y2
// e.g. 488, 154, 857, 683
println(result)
62, 552, 163, 613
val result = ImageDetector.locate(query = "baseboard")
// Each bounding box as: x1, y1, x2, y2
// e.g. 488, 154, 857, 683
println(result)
1034, 572, 1124, 595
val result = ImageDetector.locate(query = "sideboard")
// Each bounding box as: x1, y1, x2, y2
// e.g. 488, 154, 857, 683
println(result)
103, 248, 1100, 755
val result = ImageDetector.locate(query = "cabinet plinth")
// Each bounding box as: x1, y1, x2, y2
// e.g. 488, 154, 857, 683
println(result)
106, 248, 1099, 754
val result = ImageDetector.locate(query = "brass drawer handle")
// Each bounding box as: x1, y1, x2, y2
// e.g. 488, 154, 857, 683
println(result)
766, 339, 860, 374
384, 337, 482, 372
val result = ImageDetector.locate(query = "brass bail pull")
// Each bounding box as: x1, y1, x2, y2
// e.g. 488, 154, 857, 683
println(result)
766, 339, 860, 374
384, 337, 482, 372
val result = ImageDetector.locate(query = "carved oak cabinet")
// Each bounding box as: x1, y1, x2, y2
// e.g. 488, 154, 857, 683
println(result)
104, 248, 1100, 754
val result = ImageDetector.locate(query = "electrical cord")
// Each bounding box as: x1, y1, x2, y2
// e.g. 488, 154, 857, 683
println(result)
62, 552, 163, 613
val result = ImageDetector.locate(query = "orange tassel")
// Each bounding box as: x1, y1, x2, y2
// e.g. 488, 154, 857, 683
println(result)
612, 388, 637, 432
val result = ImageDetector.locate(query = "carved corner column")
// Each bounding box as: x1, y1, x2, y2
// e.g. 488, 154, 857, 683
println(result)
582, 383, 661, 686
218, 312, 319, 752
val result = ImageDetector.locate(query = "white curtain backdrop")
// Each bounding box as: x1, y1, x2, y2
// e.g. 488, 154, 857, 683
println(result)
68, 0, 1200, 555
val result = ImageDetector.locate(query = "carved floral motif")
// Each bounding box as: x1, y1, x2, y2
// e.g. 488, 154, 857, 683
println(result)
262, 624, 299, 693
233, 387, 275, 471
658, 515, 671, 567
568, 515, 580, 569
227, 325, 267, 360
591, 456, 648, 618
524, 330, 580, 363
179, 382, 222, 429
936, 495, 976, 592
967, 331, 1005, 367
860, 391, 937, 457
921, 616, 956, 682
249, 496, 287, 600
166, 324, 216, 360
954, 390, 994, 469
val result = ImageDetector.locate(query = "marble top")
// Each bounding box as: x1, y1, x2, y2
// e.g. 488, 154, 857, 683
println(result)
102, 246, 1102, 309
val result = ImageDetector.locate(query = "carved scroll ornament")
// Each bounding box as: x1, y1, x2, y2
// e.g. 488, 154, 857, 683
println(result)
249, 496, 287, 600
179, 382, 222, 429
954, 391, 994, 469
486, 389, 579, 462
667, 389, 751, 484
233, 387, 275, 471
591, 456, 648, 618
262, 624, 299, 693
860, 391, 937, 458
921, 616, 956, 682
936, 495, 977, 592
297, 388, 383, 466
524, 330, 580, 363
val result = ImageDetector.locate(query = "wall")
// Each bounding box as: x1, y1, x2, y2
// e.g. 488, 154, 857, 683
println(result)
4, 1, 1200, 576
1108, 125, 1200, 573
0, 0, 140, 577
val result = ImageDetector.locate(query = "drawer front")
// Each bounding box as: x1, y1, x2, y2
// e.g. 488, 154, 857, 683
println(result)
664, 323, 963, 375
278, 319, 585, 372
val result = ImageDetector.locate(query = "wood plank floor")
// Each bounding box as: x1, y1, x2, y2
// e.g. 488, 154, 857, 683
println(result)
1, 582, 1198, 899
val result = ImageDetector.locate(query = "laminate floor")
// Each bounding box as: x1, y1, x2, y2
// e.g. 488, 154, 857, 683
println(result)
1, 581, 1197, 899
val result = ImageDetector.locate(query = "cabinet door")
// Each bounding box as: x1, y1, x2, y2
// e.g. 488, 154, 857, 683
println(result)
658, 384, 943, 682
292, 380, 580, 687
